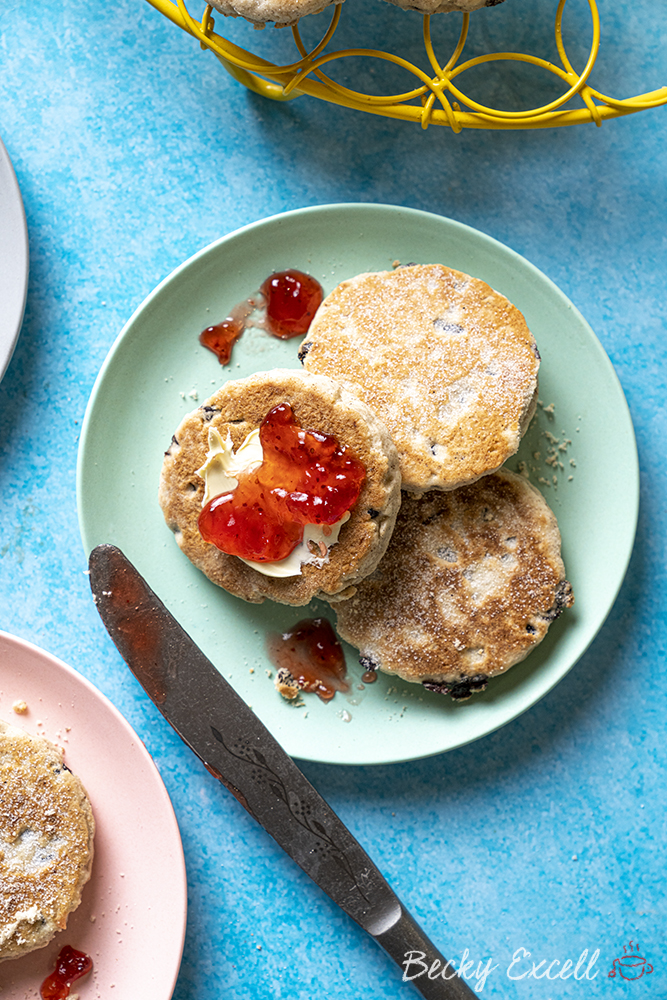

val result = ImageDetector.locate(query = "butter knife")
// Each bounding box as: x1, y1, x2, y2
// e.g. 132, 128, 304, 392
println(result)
89, 544, 475, 999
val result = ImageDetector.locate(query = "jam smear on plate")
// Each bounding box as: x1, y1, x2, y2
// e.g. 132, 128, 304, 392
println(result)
199, 271, 323, 363
260, 270, 323, 340
267, 618, 349, 701
199, 317, 244, 365
198, 403, 365, 563
199, 297, 258, 364
40, 945, 92, 1000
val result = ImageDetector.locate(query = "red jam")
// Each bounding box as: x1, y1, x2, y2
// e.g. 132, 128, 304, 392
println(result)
199, 317, 244, 364
267, 618, 349, 701
199, 403, 365, 563
260, 270, 323, 340
199, 271, 323, 363
41, 946, 92, 1000
199, 296, 258, 364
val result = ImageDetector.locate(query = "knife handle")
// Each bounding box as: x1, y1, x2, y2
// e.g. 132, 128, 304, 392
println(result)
373, 907, 477, 999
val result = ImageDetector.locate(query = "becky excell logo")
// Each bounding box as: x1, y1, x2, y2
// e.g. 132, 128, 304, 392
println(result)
401, 941, 656, 992
608, 941, 653, 981
401, 947, 601, 993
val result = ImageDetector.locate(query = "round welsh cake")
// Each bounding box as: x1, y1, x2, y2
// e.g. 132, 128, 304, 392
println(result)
384, 0, 505, 13
208, 0, 337, 27
300, 264, 539, 493
0, 720, 95, 961
159, 369, 401, 606
335, 470, 573, 699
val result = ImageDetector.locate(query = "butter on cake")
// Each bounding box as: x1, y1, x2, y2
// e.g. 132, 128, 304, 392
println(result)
335, 470, 573, 699
0, 721, 95, 961
159, 369, 401, 606
300, 264, 539, 493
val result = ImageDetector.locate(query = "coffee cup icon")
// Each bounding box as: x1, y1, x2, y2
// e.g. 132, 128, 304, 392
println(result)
608, 954, 653, 980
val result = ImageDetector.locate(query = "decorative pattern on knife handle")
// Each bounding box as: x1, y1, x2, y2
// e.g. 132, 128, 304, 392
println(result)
210, 725, 372, 905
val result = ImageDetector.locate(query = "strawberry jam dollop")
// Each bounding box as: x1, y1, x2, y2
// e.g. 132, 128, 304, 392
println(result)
261, 270, 323, 340
40, 946, 92, 1000
198, 403, 365, 563
199, 318, 244, 364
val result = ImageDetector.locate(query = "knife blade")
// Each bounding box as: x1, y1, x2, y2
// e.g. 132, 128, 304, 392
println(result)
89, 544, 476, 999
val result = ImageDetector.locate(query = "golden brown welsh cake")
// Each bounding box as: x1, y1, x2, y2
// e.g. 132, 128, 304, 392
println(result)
335, 470, 573, 699
208, 0, 502, 24
300, 264, 539, 493
207, 0, 338, 27
384, 0, 505, 13
0, 721, 95, 961
159, 369, 401, 606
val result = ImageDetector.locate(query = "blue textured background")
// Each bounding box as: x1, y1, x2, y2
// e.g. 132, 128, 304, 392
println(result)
1, 0, 665, 997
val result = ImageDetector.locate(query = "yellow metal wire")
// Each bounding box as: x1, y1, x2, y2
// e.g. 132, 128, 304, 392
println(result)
147, 0, 667, 130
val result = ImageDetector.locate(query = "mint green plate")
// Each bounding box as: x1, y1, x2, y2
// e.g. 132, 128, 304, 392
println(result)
77, 204, 638, 765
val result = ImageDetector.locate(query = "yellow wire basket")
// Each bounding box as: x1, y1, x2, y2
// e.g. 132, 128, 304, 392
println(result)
147, 0, 667, 130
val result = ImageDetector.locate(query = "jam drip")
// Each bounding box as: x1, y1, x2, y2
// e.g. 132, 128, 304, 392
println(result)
199, 297, 257, 364
261, 270, 323, 340
41, 946, 93, 1000
199, 271, 323, 364
199, 403, 365, 563
268, 618, 349, 701
199, 318, 243, 364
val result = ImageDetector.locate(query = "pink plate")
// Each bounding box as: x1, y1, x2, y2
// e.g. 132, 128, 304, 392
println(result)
0, 631, 187, 999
